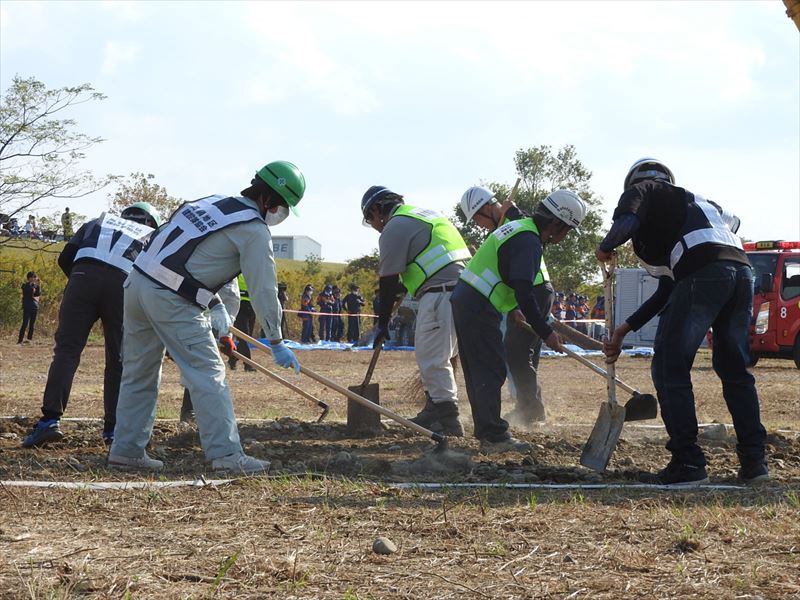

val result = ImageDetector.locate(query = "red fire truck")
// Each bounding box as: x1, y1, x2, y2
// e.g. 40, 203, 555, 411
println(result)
744, 240, 800, 368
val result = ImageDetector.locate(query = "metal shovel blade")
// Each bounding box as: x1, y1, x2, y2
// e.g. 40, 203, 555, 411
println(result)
623, 392, 658, 421
580, 401, 626, 472
347, 383, 383, 434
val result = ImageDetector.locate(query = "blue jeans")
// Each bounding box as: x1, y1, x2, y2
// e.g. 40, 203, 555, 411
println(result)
652, 261, 766, 468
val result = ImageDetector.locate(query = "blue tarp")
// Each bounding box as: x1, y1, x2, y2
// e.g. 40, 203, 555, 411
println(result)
266, 339, 654, 357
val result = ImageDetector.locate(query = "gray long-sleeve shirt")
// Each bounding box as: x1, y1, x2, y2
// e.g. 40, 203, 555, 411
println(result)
185, 196, 282, 340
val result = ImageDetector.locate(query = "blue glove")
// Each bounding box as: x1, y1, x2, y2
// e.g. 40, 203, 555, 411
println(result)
209, 302, 233, 337
271, 341, 300, 374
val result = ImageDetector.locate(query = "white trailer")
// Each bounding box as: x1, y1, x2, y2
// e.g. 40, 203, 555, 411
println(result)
613, 267, 660, 347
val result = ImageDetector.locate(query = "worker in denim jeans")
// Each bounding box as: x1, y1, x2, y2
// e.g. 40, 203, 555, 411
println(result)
598, 157, 767, 486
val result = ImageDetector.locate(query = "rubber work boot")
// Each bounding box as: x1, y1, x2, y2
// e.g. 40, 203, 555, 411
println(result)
409, 400, 464, 437
22, 419, 63, 448
212, 452, 271, 475
638, 461, 709, 486
107, 452, 164, 471
479, 436, 532, 454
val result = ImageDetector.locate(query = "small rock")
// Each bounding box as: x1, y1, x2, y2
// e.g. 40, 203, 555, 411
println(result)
267, 421, 283, 431
373, 536, 397, 555
699, 423, 728, 441
334, 451, 352, 465
386, 445, 402, 452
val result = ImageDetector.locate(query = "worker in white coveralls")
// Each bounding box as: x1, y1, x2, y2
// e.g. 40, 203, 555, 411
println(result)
459, 186, 554, 425
361, 185, 471, 436
108, 161, 305, 473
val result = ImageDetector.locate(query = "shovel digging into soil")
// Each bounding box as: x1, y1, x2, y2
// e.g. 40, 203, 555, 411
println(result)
580, 259, 626, 472
230, 325, 451, 454
346, 335, 385, 433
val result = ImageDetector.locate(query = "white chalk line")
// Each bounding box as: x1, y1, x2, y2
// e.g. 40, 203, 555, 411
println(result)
0, 479, 750, 492
3, 416, 798, 435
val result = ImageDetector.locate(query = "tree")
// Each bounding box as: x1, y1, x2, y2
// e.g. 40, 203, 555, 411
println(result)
344, 249, 380, 275
0, 76, 114, 231
108, 172, 182, 221
452, 144, 607, 292
303, 253, 323, 277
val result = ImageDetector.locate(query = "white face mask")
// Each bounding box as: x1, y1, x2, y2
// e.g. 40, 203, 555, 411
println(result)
265, 205, 289, 226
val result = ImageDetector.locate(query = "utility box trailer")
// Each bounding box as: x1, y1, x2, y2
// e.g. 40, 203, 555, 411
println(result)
613, 267, 660, 347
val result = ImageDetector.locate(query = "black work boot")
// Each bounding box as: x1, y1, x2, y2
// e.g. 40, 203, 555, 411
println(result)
410, 399, 464, 437
180, 390, 195, 423
638, 460, 709, 486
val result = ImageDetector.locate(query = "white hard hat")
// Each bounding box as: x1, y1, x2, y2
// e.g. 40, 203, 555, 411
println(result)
540, 189, 587, 229
624, 158, 675, 191
459, 186, 496, 222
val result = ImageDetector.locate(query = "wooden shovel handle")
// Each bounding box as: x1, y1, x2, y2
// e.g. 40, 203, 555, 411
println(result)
602, 257, 617, 407
229, 326, 443, 442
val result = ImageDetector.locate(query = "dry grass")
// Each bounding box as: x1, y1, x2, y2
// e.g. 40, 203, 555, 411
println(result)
1, 342, 799, 598
2, 480, 799, 599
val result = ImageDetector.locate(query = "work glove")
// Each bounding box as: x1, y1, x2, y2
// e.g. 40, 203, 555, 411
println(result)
372, 323, 391, 350
209, 302, 233, 337
218, 335, 237, 358
271, 341, 300, 374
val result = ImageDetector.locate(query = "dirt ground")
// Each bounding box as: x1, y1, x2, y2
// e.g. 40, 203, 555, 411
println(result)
1, 341, 799, 598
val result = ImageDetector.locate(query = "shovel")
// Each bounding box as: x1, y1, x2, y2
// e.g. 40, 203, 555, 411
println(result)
228, 348, 330, 422
346, 335, 385, 433
580, 259, 626, 472
517, 321, 657, 422
558, 346, 657, 421
231, 325, 449, 452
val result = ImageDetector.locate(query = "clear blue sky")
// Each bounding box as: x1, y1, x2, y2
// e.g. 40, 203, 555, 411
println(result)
2, 1, 798, 262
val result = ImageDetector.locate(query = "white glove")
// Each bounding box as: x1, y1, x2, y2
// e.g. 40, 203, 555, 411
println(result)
209, 302, 233, 337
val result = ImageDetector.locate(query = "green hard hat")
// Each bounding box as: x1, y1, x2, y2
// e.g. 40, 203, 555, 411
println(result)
255, 161, 305, 216
121, 201, 162, 227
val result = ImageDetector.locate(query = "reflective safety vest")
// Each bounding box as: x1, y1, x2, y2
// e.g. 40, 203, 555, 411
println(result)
669, 193, 743, 271
237, 273, 250, 302
392, 205, 471, 297
460, 218, 546, 313
74, 213, 154, 275
134, 195, 264, 308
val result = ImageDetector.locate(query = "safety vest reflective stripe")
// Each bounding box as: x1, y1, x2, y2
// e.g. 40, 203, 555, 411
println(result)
134, 195, 263, 308
74, 213, 153, 274
669, 195, 743, 270
237, 274, 250, 301
417, 245, 472, 276
393, 205, 470, 296
460, 218, 544, 313
460, 268, 500, 297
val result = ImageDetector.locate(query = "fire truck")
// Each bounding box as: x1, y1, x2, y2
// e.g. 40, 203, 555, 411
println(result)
744, 240, 800, 368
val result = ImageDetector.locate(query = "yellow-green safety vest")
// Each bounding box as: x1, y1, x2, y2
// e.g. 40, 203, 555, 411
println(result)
460, 218, 549, 313
392, 205, 471, 297
237, 273, 250, 302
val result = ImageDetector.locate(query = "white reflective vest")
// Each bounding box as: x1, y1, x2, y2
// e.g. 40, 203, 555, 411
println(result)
74, 213, 154, 274
133, 195, 264, 308
669, 194, 743, 271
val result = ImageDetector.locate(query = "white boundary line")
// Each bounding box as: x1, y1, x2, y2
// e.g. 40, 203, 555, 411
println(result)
3, 416, 798, 435
0, 479, 750, 491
